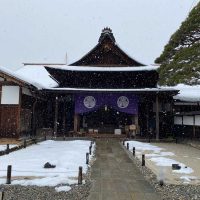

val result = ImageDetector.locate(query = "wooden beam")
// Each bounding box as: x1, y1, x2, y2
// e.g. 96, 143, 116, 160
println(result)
54, 96, 58, 137
156, 94, 159, 140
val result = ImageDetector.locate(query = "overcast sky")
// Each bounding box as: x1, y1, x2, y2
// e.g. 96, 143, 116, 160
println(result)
0, 0, 198, 70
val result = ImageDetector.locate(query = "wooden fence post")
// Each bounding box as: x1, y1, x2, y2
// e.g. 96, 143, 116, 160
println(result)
89, 145, 92, 155
86, 153, 89, 165
6, 144, 9, 154
127, 143, 129, 150
133, 147, 135, 157
6, 165, 12, 184
142, 154, 145, 166
23, 139, 27, 148
44, 133, 47, 141
78, 166, 82, 185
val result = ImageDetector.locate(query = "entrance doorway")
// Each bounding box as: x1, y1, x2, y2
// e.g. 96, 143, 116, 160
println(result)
80, 107, 133, 134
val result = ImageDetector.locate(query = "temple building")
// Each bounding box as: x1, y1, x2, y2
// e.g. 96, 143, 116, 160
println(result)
0, 28, 178, 139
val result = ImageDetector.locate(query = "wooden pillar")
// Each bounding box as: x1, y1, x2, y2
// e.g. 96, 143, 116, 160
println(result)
32, 99, 37, 137
193, 115, 196, 138
62, 102, 66, 136
135, 115, 139, 134
156, 94, 159, 140
54, 96, 58, 137
74, 114, 80, 133
146, 103, 149, 134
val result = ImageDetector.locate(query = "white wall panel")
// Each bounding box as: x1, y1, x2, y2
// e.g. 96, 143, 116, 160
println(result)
195, 115, 200, 126
1, 86, 20, 105
174, 116, 182, 125
183, 116, 194, 126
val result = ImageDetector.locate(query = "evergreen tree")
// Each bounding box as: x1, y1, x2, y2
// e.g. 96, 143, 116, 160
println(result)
156, 2, 200, 85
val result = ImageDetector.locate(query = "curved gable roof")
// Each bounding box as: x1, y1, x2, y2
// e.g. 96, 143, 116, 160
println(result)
70, 28, 145, 67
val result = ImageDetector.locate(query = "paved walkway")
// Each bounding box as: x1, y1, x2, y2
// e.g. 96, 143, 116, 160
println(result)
88, 139, 161, 200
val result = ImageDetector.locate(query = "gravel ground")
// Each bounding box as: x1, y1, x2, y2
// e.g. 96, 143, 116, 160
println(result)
0, 171, 92, 200
0, 181, 91, 200
123, 144, 200, 200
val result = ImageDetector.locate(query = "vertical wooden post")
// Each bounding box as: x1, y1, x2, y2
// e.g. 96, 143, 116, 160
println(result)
54, 96, 58, 137
127, 143, 129, 150
6, 165, 12, 184
32, 99, 37, 137
89, 145, 92, 155
86, 153, 89, 164
135, 115, 139, 134
23, 139, 27, 148
193, 115, 196, 138
62, 101, 66, 137
133, 147, 135, 157
156, 94, 160, 141
146, 103, 149, 134
142, 154, 145, 166
74, 114, 80, 133
78, 166, 82, 185
6, 144, 9, 154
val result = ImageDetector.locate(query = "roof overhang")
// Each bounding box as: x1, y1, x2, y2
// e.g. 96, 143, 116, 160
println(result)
45, 65, 159, 72
42, 87, 179, 96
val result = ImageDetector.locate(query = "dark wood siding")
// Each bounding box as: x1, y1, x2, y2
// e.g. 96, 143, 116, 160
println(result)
0, 105, 20, 138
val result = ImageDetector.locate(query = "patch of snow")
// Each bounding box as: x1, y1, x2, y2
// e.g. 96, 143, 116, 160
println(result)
125, 141, 193, 175
55, 185, 71, 192
146, 152, 175, 157
0, 144, 17, 151
0, 140, 95, 187
149, 157, 193, 174
125, 141, 163, 153
180, 175, 199, 182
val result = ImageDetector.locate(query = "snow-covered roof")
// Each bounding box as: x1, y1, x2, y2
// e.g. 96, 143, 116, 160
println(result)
172, 84, 200, 102
16, 66, 58, 89
0, 66, 58, 90
45, 65, 159, 72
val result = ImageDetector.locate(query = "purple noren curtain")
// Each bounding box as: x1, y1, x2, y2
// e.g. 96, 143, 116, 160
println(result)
75, 93, 138, 115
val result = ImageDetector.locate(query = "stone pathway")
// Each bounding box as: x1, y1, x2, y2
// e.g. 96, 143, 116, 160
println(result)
88, 139, 161, 200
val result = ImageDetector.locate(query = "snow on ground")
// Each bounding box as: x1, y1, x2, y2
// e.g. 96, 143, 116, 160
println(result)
0, 144, 17, 151
149, 157, 193, 174
0, 140, 95, 189
124, 141, 193, 176
55, 185, 71, 192
180, 176, 200, 184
